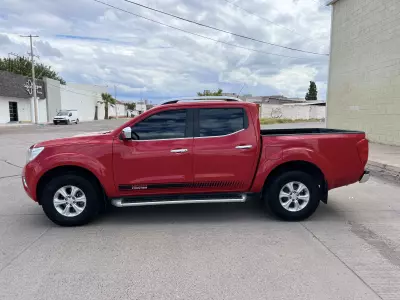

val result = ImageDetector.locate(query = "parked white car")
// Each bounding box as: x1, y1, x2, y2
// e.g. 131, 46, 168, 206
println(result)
53, 110, 79, 125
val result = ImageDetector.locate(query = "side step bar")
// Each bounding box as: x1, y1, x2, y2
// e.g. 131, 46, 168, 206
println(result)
111, 193, 248, 208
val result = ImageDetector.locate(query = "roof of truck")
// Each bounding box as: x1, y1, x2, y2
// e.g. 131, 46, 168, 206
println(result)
161, 96, 242, 104
112, 97, 257, 136
159, 96, 256, 108
160, 100, 256, 109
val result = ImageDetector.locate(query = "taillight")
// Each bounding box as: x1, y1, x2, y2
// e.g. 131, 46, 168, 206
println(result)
356, 139, 369, 166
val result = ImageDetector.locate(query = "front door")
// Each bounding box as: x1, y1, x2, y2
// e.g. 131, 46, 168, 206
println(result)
9, 102, 18, 122
192, 107, 259, 193
113, 108, 194, 196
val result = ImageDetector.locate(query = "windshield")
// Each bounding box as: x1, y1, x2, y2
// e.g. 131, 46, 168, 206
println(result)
57, 111, 69, 116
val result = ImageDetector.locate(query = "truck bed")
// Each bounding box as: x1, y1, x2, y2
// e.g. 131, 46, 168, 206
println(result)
259, 128, 368, 190
260, 128, 364, 136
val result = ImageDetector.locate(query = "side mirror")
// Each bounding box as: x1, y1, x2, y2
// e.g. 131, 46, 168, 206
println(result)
121, 127, 132, 140
69, 113, 72, 117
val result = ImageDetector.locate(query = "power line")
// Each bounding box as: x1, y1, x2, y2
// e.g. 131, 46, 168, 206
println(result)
222, 0, 305, 38
93, 0, 319, 59
8, 52, 59, 83
121, 0, 328, 56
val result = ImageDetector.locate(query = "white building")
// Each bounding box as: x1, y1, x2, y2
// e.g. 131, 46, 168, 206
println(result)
0, 71, 48, 123
327, 0, 400, 146
244, 95, 325, 120
0, 70, 127, 124
45, 79, 107, 122
135, 101, 148, 114
107, 100, 128, 119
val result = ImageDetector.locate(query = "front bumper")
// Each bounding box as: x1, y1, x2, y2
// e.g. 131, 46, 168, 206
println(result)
359, 170, 370, 183
22, 165, 37, 202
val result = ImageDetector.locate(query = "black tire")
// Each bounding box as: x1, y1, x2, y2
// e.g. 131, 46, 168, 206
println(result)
40, 173, 101, 226
264, 171, 320, 221
75, 119, 79, 124
53, 121, 57, 125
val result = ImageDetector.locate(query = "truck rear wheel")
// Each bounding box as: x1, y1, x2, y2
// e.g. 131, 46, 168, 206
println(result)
264, 171, 320, 221
40, 174, 101, 226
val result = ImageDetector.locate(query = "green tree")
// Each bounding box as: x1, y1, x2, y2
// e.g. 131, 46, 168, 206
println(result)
98, 93, 116, 119
0, 56, 66, 84
197, 89, 223, 96
305, 81, 318, 100
125, 102, 136, 111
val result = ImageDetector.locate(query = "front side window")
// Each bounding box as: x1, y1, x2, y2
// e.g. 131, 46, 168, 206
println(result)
132, 109, 187, 140
199, 108, 246, 137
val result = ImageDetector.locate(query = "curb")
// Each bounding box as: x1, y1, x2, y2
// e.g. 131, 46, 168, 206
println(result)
367, 161, 400, 183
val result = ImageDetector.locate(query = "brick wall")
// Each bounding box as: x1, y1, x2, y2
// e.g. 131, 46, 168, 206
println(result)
327, 0, 400, 146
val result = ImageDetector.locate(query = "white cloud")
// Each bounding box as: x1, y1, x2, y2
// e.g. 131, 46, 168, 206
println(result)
35, 40, 63, 58
0, 0, 331, 101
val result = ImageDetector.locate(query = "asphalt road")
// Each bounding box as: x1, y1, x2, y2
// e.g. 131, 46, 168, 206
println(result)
0, 120, 399, 300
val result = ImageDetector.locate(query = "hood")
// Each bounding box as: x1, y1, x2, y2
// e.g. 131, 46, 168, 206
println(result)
73, 131, 111, 137
35, 131, 113, 147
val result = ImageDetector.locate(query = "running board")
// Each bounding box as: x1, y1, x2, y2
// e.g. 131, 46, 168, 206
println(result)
111, 193, 248, 207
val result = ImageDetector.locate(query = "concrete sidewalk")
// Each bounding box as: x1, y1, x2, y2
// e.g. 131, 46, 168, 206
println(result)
368, 143, 400, 183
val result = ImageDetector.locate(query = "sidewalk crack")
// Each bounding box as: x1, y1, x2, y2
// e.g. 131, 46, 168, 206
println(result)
0, 159, 23, 169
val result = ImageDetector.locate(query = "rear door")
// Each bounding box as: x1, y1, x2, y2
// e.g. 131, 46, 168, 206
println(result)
113, 108, 194, 196
192, 107, 259, 193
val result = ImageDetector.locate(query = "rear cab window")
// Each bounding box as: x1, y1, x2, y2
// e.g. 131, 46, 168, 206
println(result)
197, 108, 248, 137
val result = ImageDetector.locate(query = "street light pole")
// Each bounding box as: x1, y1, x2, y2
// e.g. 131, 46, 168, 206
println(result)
20, 34, 39, 124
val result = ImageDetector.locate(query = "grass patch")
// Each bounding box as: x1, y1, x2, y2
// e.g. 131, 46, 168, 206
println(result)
260, 118, 323, 125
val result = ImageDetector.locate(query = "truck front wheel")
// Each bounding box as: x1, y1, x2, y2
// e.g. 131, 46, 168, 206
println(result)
264, 171, 320, 221
40, 174, 101, 226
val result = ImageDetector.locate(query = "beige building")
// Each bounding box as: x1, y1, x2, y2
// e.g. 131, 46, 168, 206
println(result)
327, 0, 400, 146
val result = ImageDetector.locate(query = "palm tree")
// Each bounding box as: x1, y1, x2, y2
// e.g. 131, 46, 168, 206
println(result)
98, 93, 116, 119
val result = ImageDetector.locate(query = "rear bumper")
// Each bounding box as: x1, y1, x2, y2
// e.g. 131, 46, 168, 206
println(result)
359, 170, 370, 183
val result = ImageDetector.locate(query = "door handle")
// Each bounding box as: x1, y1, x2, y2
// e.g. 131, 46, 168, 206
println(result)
171, 148, 188, 153
235, 145, 252, 149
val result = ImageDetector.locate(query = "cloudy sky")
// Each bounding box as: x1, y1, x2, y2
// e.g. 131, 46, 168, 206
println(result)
0, 0, 331, 103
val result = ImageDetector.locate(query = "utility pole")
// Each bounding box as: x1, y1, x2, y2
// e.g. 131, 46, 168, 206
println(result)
20, 34, 39, 124
237, 83, 246, 97
7, 53, 12, 72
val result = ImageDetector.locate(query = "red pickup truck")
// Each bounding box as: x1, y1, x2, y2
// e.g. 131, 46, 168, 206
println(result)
22, 97, 369, 226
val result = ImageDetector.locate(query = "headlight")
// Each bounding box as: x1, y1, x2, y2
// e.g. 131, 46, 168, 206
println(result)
26, 147, 45, 163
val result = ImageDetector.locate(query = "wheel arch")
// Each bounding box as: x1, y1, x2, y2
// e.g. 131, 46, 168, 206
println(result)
36, 165, 107, 206
262, 160, 327, 202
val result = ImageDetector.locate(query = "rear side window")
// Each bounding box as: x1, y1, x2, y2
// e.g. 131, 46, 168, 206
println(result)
132, 109, 187, 140
198, 108, 247, 137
